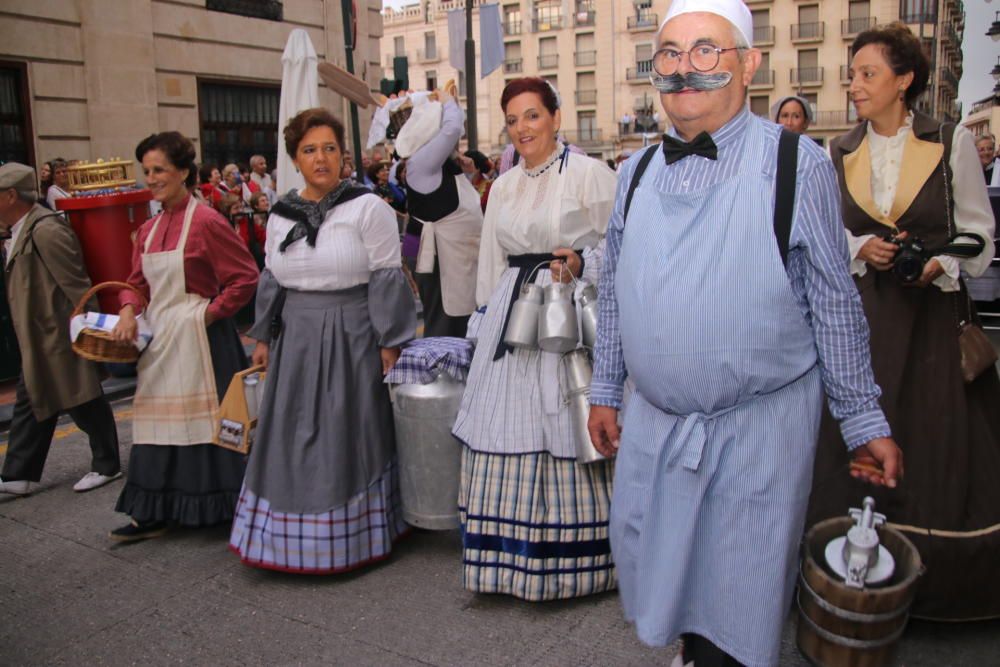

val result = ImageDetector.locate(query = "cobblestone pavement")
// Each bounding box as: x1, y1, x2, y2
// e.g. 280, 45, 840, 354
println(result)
1, 400, 997, 666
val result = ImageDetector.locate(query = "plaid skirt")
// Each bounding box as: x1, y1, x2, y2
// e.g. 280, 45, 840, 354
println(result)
459, 447, 616, 601
229, 460, 408, 574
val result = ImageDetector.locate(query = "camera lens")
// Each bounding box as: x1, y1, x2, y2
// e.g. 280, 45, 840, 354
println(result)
895, 252, 924, 283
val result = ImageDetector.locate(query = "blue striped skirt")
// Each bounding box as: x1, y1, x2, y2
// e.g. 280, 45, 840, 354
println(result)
459, 446, 617, 601
229, 460, 408, 574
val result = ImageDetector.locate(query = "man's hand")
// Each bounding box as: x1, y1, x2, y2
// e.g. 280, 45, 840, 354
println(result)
850, 437, 903, 488
587, 405, 621, 458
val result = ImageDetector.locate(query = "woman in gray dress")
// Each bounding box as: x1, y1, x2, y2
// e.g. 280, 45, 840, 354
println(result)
229, 108, 416, 573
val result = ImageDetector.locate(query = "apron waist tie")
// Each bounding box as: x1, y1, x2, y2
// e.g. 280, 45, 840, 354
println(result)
492, 252, 564, 361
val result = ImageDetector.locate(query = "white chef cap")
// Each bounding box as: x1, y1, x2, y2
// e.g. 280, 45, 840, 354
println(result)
659, 0, 754, 48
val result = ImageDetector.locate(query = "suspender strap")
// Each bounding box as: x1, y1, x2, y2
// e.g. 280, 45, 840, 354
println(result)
623, 130, 799, 268
774, 129, 800, 268
623, 144, 659, 224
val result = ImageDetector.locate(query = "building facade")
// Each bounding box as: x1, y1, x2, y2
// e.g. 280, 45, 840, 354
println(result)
380, 0, 966, 157
964, 95, 1000, 139
0, 0, 385, 172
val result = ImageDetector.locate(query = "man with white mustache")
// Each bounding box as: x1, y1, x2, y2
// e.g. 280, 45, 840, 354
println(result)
587, 1, 902, 665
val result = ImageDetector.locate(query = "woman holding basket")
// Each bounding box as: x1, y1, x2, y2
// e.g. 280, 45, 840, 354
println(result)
110, 131, 259, 542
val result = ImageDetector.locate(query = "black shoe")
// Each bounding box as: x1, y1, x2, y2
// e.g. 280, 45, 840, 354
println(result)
109, 520, 169, 543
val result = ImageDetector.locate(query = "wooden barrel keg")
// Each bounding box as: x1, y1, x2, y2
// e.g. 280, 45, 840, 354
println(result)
797, 517, 924, 667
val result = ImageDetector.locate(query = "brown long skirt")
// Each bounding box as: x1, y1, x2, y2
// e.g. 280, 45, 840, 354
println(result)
807, 272, 1000, 621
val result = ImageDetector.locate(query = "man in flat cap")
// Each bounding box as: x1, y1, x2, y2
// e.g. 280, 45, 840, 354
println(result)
0, 162, 120, 496
587, 1, 902, 665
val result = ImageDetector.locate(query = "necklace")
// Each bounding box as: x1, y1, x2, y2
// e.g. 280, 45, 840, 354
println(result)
522, 145, 564, 178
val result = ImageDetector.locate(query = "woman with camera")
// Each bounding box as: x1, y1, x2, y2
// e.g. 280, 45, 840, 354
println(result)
807, 23, 1000, 621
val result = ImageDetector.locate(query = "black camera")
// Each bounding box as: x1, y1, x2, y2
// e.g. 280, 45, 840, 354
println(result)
883, 234, 928, 283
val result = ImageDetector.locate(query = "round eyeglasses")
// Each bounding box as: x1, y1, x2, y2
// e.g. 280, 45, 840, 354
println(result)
652, 45, 743, 76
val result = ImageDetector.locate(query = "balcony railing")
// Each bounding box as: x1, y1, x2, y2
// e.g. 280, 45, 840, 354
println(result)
840, 64, 851, 83
791, 67, 824, 85
627, 12, 658, 30
841, 16, 876, 36
503, 58, 523, 74
900, 12, 936, 24
574, 10, 596, 27
940, 67, 959, 91
944, 23, 962, 50
626, 60, 653, 81
813, 109, 858, 127
750, 69, 774, 87
575, 89, 598, 105
417, 48, 439, 63
538, 53, 559, 69
791, 21, 825, 41
753, 25, 775, 44
562, 129, 603, 145
532, 16, 563, 32
575, 50, 597, 67
503, 20, 522, 36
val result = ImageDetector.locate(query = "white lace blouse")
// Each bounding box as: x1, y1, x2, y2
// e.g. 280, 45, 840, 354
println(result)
846, 113, 995, 291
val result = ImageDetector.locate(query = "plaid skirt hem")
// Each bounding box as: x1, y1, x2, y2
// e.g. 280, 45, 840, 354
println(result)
459, 447, 617, 601
229, 460, 408, 574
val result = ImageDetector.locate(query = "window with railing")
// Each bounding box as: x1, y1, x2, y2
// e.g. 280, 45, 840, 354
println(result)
627, 59, 653, 81
199, 80, 279, 171
628, 11, 658, 30
899, 0, 936, 23
504, 4, 522, 36
206, 0, 282, 21
533, 0, 563, 32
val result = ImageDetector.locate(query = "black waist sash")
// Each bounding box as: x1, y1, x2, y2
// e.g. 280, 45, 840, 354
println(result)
493, 251, 583, 361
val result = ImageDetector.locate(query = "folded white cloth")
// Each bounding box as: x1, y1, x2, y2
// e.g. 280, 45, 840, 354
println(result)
70, 311, 153, 352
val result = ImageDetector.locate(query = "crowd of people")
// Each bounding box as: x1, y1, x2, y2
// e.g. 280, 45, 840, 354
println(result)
2, 1, 1000, 664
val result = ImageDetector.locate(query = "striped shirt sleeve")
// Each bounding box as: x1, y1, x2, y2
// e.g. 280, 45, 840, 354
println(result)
790, 154, 891, 450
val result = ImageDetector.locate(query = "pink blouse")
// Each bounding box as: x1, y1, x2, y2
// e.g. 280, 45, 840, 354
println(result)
120, 194, 259, 320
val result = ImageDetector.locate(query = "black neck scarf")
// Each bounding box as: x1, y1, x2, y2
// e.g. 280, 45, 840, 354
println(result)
273, 181, 370, 252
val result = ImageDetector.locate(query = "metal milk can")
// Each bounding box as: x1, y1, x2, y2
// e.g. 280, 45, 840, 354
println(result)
503, 282, 544, 350
578, 283, 599, 349
538, 282, 579, 353
562, 349, 606, 464
391, 371, 466, 530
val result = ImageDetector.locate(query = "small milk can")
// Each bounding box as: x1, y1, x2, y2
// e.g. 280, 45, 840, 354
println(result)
562, 349, 605, 464
504, 282, 544, 350
538, 282, 579, 353
578, 283, 599, 349
242, 373, 260, 422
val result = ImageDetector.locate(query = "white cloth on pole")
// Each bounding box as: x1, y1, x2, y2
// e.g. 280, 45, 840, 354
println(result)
277, 29, 319, 197
448, 9, 466, 72
479, 3, 504, 77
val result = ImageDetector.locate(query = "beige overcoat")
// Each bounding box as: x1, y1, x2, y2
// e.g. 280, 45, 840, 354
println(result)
4, 204, 102, 421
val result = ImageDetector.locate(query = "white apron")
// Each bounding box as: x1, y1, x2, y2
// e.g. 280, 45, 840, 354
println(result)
414, 175, 482, 317
132, 197, 221, 446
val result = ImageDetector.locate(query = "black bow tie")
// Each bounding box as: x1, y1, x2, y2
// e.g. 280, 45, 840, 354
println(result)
661, 132, 718, 165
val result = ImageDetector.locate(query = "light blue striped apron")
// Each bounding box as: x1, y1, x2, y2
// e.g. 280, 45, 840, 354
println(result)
611, 119, 824, 667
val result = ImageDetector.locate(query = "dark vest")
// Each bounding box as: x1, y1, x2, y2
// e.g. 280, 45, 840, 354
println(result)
405, 159, 462, 223
830, 111, 954, 249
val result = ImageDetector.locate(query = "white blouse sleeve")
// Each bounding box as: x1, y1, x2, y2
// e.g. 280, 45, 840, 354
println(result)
475, 178, 508, 307
846, 231, 875, 277
933, 124, 996, 291
579, 160, 617, 285
357, 196, 404, 271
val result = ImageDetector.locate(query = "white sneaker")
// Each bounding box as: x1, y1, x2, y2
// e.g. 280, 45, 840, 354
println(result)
0, 478, 35, 495
73, 471, 123, 492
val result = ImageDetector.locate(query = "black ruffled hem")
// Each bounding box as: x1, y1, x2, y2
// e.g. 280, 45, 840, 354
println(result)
115, 484, 240, 527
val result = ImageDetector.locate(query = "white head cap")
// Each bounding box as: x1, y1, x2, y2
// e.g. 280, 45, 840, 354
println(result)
659, 0, 754, 48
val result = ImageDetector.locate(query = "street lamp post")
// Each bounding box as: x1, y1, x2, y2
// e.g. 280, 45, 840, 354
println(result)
465, 0, 478, 150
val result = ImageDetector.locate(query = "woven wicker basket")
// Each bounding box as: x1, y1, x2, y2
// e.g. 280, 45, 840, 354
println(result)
71, 281, 147, 363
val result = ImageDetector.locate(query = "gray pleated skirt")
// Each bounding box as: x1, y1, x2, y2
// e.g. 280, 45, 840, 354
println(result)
241, 286, 397, 514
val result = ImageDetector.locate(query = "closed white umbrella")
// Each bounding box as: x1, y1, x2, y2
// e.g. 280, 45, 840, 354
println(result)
276, 29, 319, 197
